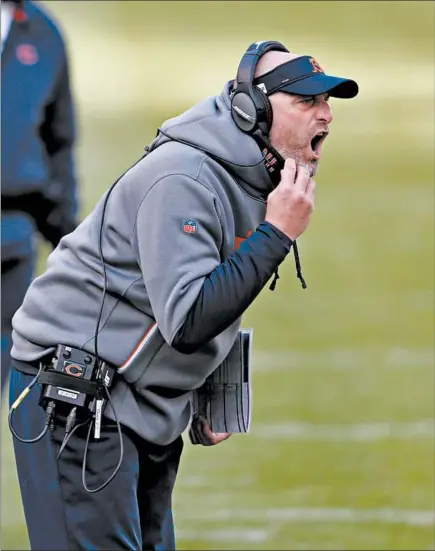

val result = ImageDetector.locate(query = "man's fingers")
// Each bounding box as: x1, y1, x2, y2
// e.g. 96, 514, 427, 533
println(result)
189, 418, 211, 446
194, 416, 212, 445
188, 426, 200, 445
279, 158, 297, 189
190, 415, 214, 446
213, 432, 232, 444
201, 420, 232, 444
293, 164, 312, 193
199, 418, 222, 445
188, 421, 200, 444
200, 420, 215, 439
189, 415, 232, 446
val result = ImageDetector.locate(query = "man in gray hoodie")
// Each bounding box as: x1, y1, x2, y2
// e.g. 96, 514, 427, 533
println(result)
8, 41, 358, 550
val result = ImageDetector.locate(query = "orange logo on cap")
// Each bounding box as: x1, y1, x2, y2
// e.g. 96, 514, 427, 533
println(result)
309, 58, 324, 74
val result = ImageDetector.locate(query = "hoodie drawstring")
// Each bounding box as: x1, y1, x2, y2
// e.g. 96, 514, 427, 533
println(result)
269, 268, 280, 291
269, 240, 307, 292
293, 241, 307, 289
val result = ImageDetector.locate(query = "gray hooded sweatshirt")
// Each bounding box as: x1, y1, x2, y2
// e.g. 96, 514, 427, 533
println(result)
11, 82, 293, 445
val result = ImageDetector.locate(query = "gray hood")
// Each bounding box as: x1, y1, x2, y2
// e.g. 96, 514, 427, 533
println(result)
149, 82, 273, 200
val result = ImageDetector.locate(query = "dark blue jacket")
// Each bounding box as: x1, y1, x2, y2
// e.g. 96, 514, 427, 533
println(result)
1, 0, 78, 260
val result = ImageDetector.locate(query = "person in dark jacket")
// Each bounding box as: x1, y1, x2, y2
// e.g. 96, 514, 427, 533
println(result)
1, 0, 79, 390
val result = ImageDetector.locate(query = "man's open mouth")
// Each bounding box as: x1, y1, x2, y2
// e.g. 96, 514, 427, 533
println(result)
310, 131, 328, 158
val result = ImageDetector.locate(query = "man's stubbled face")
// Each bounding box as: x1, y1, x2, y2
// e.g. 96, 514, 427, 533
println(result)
270, 91, 333, 177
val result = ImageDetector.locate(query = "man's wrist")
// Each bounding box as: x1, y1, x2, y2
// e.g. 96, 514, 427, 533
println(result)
258, 220, 294, 250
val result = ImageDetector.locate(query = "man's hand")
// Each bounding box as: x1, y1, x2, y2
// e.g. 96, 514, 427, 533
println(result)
265, 158, 316, 241
188, 414, 232, 446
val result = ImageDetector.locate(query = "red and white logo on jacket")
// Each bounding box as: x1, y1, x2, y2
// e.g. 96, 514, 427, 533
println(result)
16, 43, 38, 66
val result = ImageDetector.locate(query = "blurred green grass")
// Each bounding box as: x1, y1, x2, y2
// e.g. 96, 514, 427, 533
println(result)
41, 1, 435, 55
1, 1, 434, 550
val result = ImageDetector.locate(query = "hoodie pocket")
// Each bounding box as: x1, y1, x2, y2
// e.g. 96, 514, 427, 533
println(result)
118, 322, 165, 385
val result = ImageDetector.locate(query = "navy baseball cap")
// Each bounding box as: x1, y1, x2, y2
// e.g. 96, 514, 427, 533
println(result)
253, 55, 358, 99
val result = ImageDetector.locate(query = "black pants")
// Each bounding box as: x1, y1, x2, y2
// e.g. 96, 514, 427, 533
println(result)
9, 369, 183, 550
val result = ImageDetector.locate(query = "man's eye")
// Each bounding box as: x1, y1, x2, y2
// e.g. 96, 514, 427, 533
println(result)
300, 94, 330, 105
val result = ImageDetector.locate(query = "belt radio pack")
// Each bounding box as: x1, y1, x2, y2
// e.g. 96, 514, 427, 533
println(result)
38, 345, 116, 436
8, 345, 121, 493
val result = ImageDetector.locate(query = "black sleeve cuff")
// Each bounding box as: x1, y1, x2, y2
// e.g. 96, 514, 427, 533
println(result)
259, 221, 293, 250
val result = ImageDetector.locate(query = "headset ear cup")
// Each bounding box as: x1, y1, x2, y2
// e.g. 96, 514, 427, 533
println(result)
253, 87, 273, 131
231, 91, 258, 134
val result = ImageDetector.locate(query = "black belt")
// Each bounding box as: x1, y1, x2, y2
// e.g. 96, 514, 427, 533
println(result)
12, 347, 116, 378
38, 370, 101, 397
11, 354, 54, 375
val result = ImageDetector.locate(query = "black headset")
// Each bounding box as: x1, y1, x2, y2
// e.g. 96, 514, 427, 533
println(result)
230, 40, 308, 290
230, 40, 289, 138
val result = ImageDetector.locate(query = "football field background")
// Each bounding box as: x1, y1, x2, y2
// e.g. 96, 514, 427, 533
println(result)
1, 2, 434, 549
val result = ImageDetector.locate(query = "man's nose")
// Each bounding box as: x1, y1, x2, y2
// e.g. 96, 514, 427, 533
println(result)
318, 101, 333, 124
